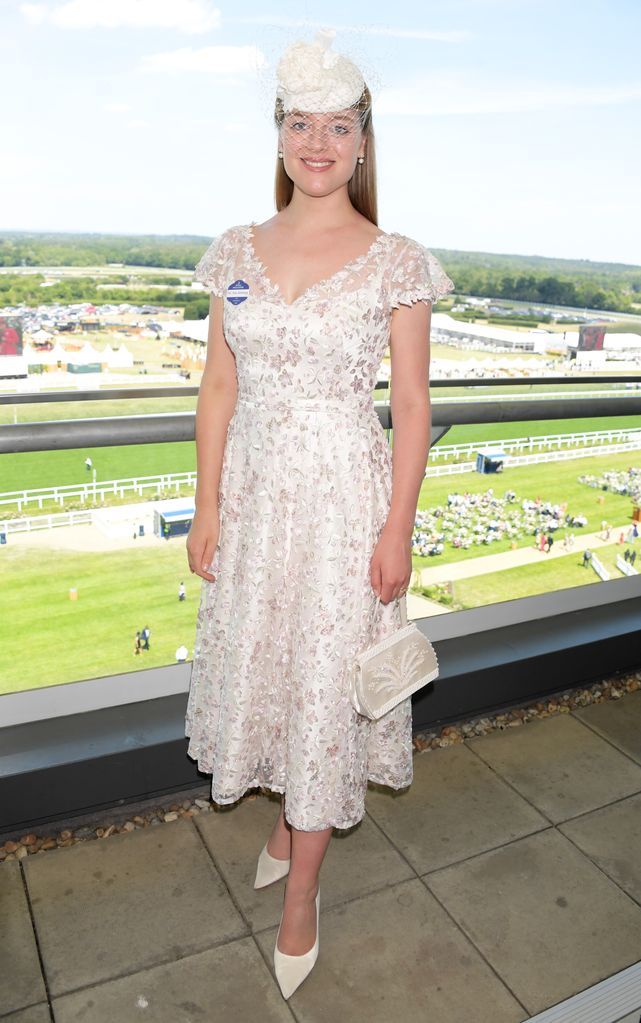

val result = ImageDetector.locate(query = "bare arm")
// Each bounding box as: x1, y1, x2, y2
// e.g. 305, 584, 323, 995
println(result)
386, 300, 432, 538
186, 295, 238, 580
369, 300, 432, 602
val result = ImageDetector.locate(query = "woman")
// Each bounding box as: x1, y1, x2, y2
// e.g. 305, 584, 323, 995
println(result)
185, 30, 454, 999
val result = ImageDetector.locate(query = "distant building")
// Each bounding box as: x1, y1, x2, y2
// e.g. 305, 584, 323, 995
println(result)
431, 313, 550, 353
565, 327, 641, 367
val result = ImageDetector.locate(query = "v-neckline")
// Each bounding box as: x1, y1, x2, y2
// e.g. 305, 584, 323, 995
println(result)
243, 222, 394, 308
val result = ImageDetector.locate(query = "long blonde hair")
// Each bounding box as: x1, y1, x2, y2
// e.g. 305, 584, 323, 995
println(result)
273, 85, 378, 226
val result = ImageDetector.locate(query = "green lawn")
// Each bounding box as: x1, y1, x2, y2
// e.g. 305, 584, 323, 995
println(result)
2, 435, 641, 695
0, 543, 200, 694
0, 395, 198, 427
435, 414, 641, 448
411, 447, 640, 569
2, 413, 640, 502
452, 540, 634, 608
0, 441, 196, 495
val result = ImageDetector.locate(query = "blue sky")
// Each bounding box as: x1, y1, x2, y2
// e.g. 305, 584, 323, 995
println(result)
3, 0, 640, 264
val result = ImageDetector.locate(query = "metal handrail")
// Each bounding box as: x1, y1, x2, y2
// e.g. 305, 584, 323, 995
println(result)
2, 395, 641, 454
1, 374, 641, 405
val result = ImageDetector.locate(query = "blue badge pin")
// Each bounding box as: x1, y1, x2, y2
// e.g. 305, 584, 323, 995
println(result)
226, 279, 250, 305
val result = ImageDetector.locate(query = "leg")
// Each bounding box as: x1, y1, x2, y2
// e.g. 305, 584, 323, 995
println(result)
266, 794, 292, 860
276, 810, 332, 955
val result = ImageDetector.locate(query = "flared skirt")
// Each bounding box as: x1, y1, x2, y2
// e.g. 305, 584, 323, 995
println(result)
184, 398, 413, 830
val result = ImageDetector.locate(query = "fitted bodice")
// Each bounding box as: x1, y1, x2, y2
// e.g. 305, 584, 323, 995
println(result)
193, 223, 455, 410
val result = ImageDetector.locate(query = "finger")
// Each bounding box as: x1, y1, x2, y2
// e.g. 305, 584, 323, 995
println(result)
201, 539, 216, 574
186, 541, 201, 571
370, 562, 382, 598
186, 543, 211, 581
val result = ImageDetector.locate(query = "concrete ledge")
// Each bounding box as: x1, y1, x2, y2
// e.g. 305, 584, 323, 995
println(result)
1, 599, 640, 834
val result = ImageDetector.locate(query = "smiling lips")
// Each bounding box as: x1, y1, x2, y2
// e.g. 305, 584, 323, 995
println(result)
301, 158, 335, 172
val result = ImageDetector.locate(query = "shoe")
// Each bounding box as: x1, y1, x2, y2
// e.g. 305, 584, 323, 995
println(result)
273, 886, 320, 1000
254, 842, 290, 889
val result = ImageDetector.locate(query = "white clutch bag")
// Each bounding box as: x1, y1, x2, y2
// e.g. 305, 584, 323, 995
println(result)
349, 593, 439, 720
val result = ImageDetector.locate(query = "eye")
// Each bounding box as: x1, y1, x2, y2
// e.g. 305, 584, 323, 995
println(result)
332, 124, 349, 134
290, 120, 307, 131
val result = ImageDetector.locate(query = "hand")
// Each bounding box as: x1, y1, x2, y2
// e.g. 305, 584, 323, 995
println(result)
186, 507, 220, 582
369, 523, 412, 604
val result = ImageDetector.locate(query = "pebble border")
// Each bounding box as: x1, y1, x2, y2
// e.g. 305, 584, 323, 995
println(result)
1, 669, 639, 862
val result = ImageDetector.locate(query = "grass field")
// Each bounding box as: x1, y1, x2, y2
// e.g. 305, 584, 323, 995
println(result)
452, 541, 632, 608
410, 446, 640, 568
2, 392, 640, 694
1, 441, 196, 495
2, 445, 640, 695
2, 413, 641, 498
0, 543, 199, 694
0, 395, 198, 427
439, 414, 641, 447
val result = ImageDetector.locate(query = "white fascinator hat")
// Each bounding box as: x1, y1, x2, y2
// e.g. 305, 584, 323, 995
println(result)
275, 28, 367, 113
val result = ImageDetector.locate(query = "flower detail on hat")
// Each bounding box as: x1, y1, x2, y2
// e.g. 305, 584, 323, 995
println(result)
276, 28, 365, 113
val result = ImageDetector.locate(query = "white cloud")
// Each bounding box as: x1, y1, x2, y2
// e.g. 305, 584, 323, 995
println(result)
376, 72, 641, 116
103, 102, 131, 113
138, 44, 265, 74
19, 4, 48, 24
20, 0, 221, 33
225, 15, 469, 42
222, 122, 251, 133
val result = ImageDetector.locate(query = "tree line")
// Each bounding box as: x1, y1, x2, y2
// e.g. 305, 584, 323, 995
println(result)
1, 231, 639, 315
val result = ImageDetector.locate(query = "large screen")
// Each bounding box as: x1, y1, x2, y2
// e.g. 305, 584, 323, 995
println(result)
578, 324, 605, 351
0, 315, 23, 357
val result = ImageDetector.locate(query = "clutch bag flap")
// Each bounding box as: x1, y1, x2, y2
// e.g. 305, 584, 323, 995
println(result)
350, 620, 439, 720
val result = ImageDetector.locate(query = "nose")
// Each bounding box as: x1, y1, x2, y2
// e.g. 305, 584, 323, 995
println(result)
303, 131, 337, 159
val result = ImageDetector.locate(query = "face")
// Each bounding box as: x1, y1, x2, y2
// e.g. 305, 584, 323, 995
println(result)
279, 107, 366, 194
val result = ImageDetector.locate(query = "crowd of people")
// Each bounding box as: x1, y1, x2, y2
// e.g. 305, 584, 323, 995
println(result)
412, 488, 583, 557
579, 467, 641, 501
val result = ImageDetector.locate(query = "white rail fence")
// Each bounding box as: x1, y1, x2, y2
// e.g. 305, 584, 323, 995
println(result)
617, 555, 638, 576
424, 440, 641, 478
2, 434, 641, 519
0, 471, 197, 512
430, 427, 641, 461
0, 510, 93, 534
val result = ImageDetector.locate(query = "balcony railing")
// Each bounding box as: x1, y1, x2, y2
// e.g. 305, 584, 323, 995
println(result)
1, 377, 640, 832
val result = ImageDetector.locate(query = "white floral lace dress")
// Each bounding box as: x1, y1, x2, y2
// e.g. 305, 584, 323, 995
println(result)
184, 222, 455, 831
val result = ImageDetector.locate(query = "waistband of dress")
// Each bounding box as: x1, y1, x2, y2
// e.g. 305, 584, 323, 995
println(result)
236, 394, 375, 412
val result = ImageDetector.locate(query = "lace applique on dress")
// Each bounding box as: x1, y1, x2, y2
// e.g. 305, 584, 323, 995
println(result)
185, 222, 454, 832
387, 236, 455, 309
193, 228, 240, 297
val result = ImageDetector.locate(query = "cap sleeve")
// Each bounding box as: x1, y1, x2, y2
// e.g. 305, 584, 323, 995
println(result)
193, 226, 238, 297
387, 236, 455, 310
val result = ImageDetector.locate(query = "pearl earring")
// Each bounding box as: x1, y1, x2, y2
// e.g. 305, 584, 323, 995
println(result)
278, 151, 283, 158
357, 156, 365, 164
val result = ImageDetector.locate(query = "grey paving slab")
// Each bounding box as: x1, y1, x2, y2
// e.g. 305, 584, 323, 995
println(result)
52, 937, 292, 1023
23, 818, 248, 998
0, 1005, 51, 1023
573, 689, 641, 764
195, 792, 415, 932
0, 861, 47, 1016
254, 878, 526, 1022
467, 712, 641, 824
364, 743, 548, 875
426, 827, 641, 1016
560, 790, 641, 904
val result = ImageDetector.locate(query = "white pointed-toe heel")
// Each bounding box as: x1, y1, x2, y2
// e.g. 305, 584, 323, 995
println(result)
273, 886, 320, 1000
254, 842, 291, 889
